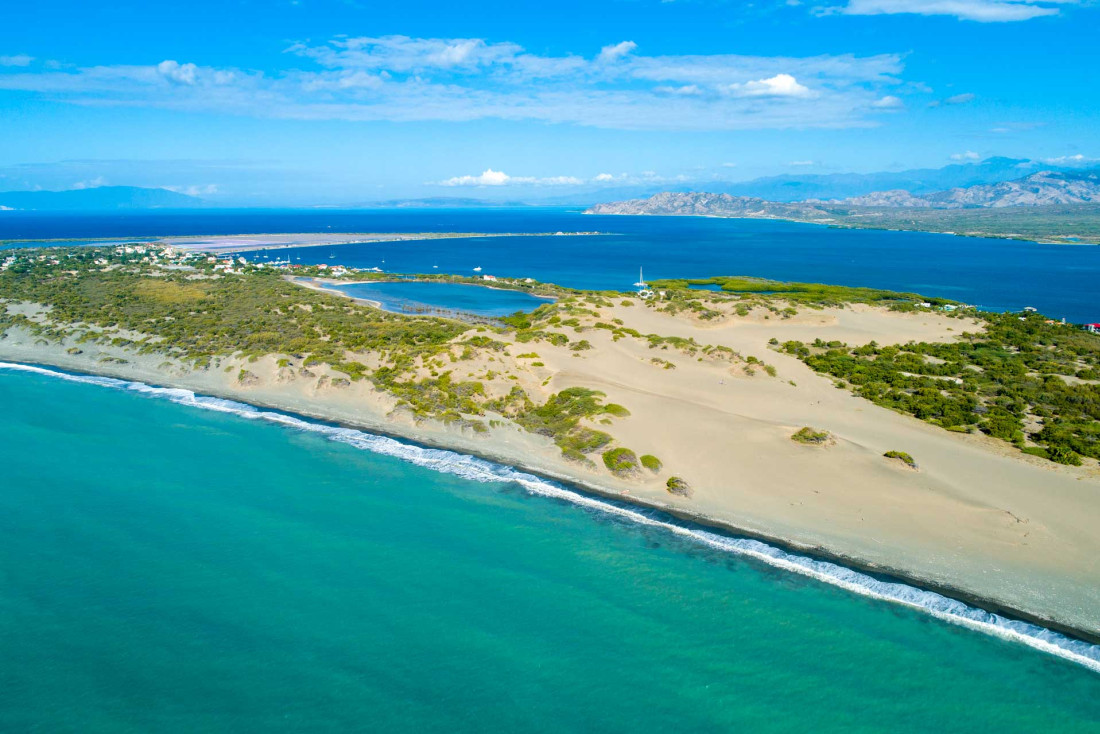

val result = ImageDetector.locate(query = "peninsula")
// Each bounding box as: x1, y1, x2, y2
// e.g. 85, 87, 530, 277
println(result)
2, 243, 1099, 641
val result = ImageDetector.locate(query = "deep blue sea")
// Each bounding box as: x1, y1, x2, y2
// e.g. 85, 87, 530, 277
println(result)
1, 363, 1099, 732
2, 207, 1099, 322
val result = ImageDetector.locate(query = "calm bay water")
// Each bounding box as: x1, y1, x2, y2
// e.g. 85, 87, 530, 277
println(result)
2, 208, 1099, 322
320, 280, 555, 317
2, 366, 1100, 732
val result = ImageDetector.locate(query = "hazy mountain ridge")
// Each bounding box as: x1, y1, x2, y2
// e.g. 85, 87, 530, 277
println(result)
584, 173, 1100, 245
585, 191, 829, 219
0, 186, 203, 211
588, 169, 1100, 217
834, 170, 1100, 209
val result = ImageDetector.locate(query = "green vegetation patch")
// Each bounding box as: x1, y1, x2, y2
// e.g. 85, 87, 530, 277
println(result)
640, 454, 662, 472
488, 386, 622, 460
651, 275, 952, 309
883, 450, 917, 469
791, 427, 831, 445
782, 311, 1100, 465
666, 476, 691, 497
602, 447, 640, 476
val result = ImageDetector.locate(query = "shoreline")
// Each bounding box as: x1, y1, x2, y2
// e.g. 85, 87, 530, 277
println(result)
0, 230, 610, 254
583, 210, 1100, 246
2, 350, 1100, 651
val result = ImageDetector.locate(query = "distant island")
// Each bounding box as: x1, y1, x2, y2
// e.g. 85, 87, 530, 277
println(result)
586, 169, 1100, 244
0, 186, 203, 211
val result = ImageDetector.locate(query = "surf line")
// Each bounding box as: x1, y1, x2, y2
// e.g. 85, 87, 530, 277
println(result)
3, 358, 1099, 675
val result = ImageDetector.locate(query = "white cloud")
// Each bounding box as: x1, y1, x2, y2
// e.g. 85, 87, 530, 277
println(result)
72, 176, 107, 189
156, 60, 199, 85
437, 169, 688, 188
871, 94, 903, 108
1041, 154, 1099, 166
655, 84, 702, 96
721, 162, 738, 168
597, 41, 638, 63
164, 183, 219, 196
728, 73, 812, 97
0, 37, 909, 132
789, 160, 816, 166
825, 0, 1073, 22
442, 169, 513, 186
438, 169, 583, 187
950, 150, 981, 161
0, 54, 33, 67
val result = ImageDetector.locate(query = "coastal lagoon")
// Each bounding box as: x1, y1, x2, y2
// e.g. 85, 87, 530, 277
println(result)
2, 208, 1100, 322
2, 365, 1100, 732
319, 280, 554, 317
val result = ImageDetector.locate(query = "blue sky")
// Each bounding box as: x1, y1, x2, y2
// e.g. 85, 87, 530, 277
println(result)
1, 0, 1097, 204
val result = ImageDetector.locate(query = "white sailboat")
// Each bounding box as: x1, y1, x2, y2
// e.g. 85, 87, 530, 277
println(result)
634, 267, 655, 299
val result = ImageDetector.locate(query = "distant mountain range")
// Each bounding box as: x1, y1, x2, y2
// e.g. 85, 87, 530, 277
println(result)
540, 156, 1065, 206
0, 186, 202, 211
584, 170, 1100, 245
831, 170, 1100, 209
588, 169, 1100, 215
704, 156, 1047, 203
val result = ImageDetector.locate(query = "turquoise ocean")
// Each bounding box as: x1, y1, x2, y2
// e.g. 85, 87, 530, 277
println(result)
2, 363, 1100, 732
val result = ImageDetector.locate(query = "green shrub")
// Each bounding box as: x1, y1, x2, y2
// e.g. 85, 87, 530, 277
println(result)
791, 427, 830, 445
883, 450, 917, 468
666, 476, 691, 497
640, 454, 662, 472
602, 448, 640, 476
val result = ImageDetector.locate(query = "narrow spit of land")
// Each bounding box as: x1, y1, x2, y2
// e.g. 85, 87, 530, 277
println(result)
1, 242, 1099, 642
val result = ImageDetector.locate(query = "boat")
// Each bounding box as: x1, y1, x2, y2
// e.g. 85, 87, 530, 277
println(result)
473, 266, 482, 272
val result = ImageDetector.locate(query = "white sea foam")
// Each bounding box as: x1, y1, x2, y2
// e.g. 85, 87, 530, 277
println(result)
4, 359, 1100, 674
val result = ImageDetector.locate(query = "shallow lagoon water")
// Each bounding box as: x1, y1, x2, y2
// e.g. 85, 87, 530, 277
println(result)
1, 366, 1099, 732
320, 280, 554, 317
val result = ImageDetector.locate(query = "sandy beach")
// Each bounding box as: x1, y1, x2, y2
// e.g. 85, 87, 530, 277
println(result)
4, 289, 1099, 642
155, 231, 606, 254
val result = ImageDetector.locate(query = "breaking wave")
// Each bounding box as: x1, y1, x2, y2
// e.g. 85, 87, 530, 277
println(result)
3, 359, 1099, 674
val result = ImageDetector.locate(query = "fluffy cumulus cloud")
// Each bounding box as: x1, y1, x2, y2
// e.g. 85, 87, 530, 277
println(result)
597, 41, 637, 63
157, 60, 199, 85
439, 169, 583, 186
728, 73, 812, 97
0, 35, 910, 131
822, 0, 1076, 22
438, 169, 688, 187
